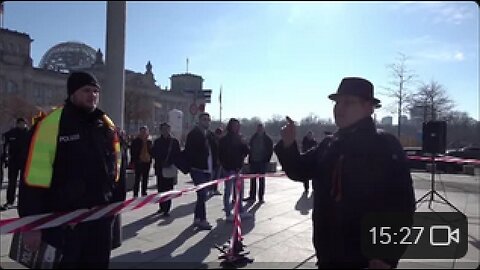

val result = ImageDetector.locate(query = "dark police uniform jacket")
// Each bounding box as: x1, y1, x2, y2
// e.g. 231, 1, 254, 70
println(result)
274, 117, 415, 268
3, 127, 30, 165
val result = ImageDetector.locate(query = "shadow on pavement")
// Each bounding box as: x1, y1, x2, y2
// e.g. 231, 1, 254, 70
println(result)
122, 201, 196, 241
112, 215, 256, 268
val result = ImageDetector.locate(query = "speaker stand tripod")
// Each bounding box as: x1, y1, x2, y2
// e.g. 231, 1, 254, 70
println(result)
416, 155, 462, 213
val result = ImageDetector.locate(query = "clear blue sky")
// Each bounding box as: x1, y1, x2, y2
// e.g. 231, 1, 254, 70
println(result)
4, 1, 479, 122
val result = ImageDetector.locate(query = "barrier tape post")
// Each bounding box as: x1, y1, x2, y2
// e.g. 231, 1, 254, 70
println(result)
217, 174, 253, 267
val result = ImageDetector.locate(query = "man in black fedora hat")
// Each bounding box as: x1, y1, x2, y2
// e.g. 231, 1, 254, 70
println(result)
275, 77, 415, 268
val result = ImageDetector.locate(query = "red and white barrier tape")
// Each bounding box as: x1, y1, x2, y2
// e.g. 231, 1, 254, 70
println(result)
228, 175, 243, 256
408, 155, 480, 165
0, 172, 285, 235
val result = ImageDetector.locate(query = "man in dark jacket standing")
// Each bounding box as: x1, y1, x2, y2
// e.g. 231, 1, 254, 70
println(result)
184, 112, 218, 230
1, 117, 29, 210
275, 77, 415, 269
152, 122, 180, 217
130, 126, 153, 197
209, 127, 224, 196
300, 130, 317, 193
18, 71, 125, 268
244, 123, 273, 203
219, 118, 252, 222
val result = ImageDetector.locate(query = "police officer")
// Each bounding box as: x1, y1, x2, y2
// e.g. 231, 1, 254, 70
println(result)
1, 117, 29, 210
18, 71, 125, 268
275, 77, 415, 269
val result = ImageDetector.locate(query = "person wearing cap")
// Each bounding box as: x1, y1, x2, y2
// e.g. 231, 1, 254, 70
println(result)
151, 122, 180, 217
1, 117, 29, 210
275, 77, 415, 269
17, 71, 126, 268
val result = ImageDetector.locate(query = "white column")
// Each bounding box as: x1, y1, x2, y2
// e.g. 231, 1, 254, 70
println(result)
102, 1, 126, 129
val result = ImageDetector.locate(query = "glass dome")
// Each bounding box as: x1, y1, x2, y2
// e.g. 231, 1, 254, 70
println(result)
39, 41, 96, 72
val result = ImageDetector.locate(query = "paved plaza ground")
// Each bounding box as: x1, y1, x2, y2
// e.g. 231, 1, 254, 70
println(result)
0, 166, 479, 269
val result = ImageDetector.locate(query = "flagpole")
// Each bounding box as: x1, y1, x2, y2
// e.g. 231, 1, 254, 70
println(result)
219, 85, 222, 124
0, 2, 4, 28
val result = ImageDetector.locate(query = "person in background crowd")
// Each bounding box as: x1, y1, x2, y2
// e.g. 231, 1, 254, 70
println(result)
184, 112, 218, 230
152, 122, 180, 217
300, 130, 317, 193
209, 127, 224, 197
1, 117, 29, 211
244, 123, 273, 203
130, 126, 153, 197
219, 118, 252, 222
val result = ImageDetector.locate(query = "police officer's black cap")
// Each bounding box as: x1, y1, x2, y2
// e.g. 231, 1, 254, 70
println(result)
67, 71, 100, 96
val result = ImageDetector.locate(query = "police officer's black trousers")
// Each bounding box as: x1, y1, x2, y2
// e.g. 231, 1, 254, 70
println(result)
48, 218, 113, 269
6, 163, 22, 205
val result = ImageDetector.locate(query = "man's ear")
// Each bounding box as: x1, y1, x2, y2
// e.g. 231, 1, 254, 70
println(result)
365, 101, 375, 115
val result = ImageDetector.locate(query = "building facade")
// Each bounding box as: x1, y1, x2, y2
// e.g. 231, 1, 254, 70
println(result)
0, 28, 211, 142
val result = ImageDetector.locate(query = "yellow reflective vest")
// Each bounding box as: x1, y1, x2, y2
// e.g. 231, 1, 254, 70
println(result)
24, 107, 121, 188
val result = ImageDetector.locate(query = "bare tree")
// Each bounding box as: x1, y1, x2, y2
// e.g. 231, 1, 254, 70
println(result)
443, 111, 478, 148
0, 94, 39, 132
411, 80, 455, 121
445, 110, 475, 126
381, 53, 417, 138
124, 91, 152, 125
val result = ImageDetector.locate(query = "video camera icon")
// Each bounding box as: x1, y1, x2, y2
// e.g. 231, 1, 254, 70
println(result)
429, 225, 460, 246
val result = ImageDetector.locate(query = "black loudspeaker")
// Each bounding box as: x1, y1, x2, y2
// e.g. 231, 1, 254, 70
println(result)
422, 121, 447, 154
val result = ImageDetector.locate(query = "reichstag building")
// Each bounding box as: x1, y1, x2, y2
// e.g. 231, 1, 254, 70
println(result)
0, 27, 211, 141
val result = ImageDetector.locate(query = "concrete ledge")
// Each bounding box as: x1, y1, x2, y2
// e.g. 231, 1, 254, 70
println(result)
463, 165, 480, 176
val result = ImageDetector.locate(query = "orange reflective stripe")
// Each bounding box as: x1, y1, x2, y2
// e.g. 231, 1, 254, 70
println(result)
102, 115, 121, 182
113, 132, 121, 182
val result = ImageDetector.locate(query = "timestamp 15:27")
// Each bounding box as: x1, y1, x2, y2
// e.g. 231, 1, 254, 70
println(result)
369, 226, 423, 245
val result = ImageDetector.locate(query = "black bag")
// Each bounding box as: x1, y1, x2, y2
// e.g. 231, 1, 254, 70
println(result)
175, 149, 190, 174
111, 214, 123, 250
9, 232, 63, 269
